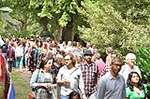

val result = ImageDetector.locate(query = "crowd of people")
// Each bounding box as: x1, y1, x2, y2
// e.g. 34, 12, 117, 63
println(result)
0, 37, 150, 99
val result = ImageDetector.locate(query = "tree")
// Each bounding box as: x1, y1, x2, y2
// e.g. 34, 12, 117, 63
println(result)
79, 0, 150, 54
0, 0, 32, 37
29, 0, 84, 41
0, 7, 22, 37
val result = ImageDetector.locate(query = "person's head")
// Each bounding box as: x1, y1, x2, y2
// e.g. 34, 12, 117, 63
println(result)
76, 42, 80, 48
72, 41, 77, 47
95, 53, 101, 60
69, 91, 81, 99
39, 53, 52, 70
46, 51, 53, 60
36, 40, 43, 47
127, 72, 142, 89
67, 41, 72, 46
125, 53, 136, 67
64, 54, 76, 69
110, 56, 123, 76
74, 54, 82, 63
83, 50, 93, 63
106, 47, 113, 54
86, 42, 91, 48
55, 54, 64, 65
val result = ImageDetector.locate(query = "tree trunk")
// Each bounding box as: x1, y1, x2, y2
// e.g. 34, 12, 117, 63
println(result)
38, 17, 49, 37
53, 26, 63, 41
62, 16, 75, 41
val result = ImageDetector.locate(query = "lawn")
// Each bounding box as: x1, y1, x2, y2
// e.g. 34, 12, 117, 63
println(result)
0, 71, 30, 99
12, 71, 31, 99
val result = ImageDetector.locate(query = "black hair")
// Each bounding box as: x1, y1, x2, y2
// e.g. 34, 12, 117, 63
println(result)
127, 71, 144, 91
69, 91, 81, 99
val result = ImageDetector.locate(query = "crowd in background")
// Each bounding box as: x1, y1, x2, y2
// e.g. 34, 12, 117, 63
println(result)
0, 37, 150, 99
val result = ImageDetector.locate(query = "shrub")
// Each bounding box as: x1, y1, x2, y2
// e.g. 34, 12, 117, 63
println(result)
136, 48, 150, 83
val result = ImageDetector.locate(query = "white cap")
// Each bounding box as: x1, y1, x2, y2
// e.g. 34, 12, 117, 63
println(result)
125, 53, 136, 61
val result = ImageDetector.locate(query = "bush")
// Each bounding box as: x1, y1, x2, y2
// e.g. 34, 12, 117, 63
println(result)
136, 48, 150, 83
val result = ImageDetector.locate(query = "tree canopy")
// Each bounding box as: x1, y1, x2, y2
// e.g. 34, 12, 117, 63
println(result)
0, 0, 150, 52
79, 0, 150, 53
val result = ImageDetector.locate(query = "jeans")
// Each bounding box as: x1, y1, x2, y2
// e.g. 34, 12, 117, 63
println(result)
60, 95, 69, 99
15, 56, 22, 68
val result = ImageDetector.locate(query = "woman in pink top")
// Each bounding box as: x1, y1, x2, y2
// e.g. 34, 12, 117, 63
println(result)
95, 53, 106, 77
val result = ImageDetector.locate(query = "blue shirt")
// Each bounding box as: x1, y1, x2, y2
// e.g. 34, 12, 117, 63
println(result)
96, 72, 126, 99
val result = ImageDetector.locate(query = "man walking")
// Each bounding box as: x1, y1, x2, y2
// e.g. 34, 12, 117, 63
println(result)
96, 56, 126, 99
81, 50, 97, 99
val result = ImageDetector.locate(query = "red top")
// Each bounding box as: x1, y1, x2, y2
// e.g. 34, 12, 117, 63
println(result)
0, 54, 9, 99
0, 54, 5, 81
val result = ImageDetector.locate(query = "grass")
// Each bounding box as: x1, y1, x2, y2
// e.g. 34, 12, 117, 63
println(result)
0, 82, 3, 98
0, 71, 30, 99
12, 71, 31, 99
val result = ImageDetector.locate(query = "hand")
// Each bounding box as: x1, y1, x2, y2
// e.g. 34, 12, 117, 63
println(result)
63, 80, 70, 87
51, 84, 57, 89
38, 83, 48, 88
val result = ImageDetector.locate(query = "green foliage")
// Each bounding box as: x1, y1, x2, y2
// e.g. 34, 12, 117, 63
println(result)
0, 0, 85, 40
79, 0, 150, 54
112, 0, 150, 25
29, 0, 80, 27
29, 0, 84, 40
136, 48, 150, 82
58, 12, 71, 27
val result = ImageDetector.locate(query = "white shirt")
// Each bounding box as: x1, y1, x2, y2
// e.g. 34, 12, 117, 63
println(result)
57, 66, 85, 96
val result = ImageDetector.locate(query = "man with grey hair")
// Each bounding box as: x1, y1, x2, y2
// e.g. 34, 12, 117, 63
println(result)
119, 53, 141, 84
96, 56, 126, 99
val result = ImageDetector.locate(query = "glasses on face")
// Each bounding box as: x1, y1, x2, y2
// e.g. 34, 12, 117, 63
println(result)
130, 59, 136, 62
112, 63, 122, 67
85, 55, 92, 58
132, 75, 139, 78
64, 58, 71, 61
